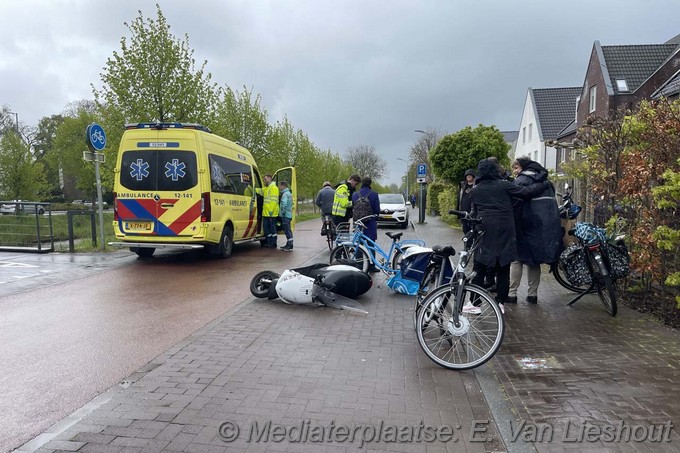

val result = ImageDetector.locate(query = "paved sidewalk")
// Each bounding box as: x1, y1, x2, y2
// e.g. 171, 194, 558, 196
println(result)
19, 213, 680, 452
23, 215, 499, 453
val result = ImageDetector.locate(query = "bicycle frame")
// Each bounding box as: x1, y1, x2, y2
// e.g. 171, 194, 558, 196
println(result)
566, 239, 609, 307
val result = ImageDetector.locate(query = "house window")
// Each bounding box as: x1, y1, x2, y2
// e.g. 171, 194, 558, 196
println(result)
589, 86, 597, 113
529, 124, 533, 141
534, 150, 538, 161
616, 79, 629, 92
522, 127, 526, 143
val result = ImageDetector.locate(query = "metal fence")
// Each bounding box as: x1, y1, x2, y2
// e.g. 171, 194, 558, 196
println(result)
0, 201, 54, 252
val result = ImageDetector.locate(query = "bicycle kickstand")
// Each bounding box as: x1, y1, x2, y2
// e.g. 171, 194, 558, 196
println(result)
567, 283, 595, 306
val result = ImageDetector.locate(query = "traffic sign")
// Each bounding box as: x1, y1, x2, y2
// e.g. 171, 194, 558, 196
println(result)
417, 177, 427, 183
417, 164, 427, 177
86, 123, 106, 152
83, 151, 106, 163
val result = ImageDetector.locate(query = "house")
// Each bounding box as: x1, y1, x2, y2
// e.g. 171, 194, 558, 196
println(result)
555, 35, 680, 169
514, 87, 581, 171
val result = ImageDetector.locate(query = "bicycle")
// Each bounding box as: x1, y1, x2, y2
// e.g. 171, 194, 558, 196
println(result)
320, 214, 336, 251
329, 215, 425, 274
415, 210, 505, 370
562, 222, 628, 317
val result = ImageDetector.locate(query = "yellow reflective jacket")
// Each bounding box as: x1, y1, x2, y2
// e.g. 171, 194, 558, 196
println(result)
332, 183, 351, 216
263, 182, 280, 217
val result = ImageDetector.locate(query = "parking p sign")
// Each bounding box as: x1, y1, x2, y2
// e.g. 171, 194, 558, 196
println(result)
417, 164, 427, 177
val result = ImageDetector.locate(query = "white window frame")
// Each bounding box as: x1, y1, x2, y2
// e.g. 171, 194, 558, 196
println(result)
522, 127, 526, 143
589, 86, 597, 113
529, 124, 533, 141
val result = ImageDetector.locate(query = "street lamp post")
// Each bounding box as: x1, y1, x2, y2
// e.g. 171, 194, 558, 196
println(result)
397, 157, 409, 203
8, 111, 19, 133
414, 130, 435, 223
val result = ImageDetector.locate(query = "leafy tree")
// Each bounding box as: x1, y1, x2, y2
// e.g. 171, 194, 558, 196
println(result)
33, 114, 65, 195
94, 5, 220, 125
344, 145, 387, 181
213, 86, 270, 159
0, 131, 48, 200
430, 124, 510, 183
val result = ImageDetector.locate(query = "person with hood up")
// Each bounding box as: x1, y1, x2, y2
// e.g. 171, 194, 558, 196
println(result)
507, 157, 562, 304
457, 168, 476, 233
466, 158, 551, 313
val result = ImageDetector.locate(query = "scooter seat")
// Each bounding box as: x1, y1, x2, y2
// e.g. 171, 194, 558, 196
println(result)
386, 232, 403, 240
432, 245, 455, 257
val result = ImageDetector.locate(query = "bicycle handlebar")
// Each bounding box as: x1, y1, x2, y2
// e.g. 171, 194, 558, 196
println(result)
449, 210, 482, 223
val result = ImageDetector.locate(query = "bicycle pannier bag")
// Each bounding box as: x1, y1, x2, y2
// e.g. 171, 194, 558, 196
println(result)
559, 244, 591, 286
400, 246, 433, 282
604, 242, 630, 280
386, 271, 420, 295
352, 195, 373, 222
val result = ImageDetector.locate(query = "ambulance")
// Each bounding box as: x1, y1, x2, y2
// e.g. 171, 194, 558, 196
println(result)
110, 122, 296, 258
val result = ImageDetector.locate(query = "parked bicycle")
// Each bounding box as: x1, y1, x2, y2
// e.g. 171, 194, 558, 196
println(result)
560, 222, 628, 317
329, 215, 424, 274
414, 210, 505, 370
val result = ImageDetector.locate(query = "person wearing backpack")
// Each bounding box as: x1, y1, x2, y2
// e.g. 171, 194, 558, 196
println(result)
352, 176, 381, 241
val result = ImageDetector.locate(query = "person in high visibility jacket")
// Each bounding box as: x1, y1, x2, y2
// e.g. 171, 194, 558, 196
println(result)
262, 174, 280, 248
332, 174, 360, 227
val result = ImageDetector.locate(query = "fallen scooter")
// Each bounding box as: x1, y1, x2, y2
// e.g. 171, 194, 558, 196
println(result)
250, 263, 372, 314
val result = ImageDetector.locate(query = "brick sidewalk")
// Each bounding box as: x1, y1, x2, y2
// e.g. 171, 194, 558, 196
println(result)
25, 215, 499, 453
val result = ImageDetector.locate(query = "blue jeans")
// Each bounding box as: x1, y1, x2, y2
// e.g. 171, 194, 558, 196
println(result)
281, 217, 293, 246
263, 217, 277, 247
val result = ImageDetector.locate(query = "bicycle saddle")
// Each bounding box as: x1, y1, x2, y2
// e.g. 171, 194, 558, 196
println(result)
385, 232, 403, 240
432, 245, 455, 257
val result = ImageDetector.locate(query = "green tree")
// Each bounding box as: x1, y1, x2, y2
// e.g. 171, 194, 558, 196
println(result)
0, 131, 48, 200
344, 145, 387, 181
33, 114, 65, 196
213, 86, 270, 160
430, 124, 509, 183
94, 5, 220, 125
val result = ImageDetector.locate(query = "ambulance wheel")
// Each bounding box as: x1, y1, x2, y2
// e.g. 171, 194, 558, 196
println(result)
250, 271, 280, 298
217, 224, 234, 258
133, 247, 155, 258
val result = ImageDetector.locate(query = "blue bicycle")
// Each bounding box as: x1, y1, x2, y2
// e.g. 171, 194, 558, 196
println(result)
329, 215, 425, 274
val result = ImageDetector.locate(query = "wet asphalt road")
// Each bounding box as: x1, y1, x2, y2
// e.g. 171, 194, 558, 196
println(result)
0, 220, 328, 452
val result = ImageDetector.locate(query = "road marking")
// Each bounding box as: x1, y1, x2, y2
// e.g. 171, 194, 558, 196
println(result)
0, 261, 38, 268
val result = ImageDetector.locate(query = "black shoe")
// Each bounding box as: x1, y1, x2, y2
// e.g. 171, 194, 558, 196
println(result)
368, 266, 379, 273
506, 296, 517, 304
526, 296, 538, 304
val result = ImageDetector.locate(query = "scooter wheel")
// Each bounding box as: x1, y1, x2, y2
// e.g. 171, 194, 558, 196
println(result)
250, 271, 280, 298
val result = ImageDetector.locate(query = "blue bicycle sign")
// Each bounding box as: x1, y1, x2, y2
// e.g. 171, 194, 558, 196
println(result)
86, 123, 107, 152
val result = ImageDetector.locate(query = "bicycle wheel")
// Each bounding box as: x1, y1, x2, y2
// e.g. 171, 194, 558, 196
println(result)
329, 244, 371, 273
325, 223, 334, 251
416, 284, 504, 370
551, 261, 596, 294
591, 253, 617, 316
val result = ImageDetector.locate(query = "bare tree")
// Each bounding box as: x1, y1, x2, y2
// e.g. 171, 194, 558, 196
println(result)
409, 128, 444, 183
345, 145, 388, 181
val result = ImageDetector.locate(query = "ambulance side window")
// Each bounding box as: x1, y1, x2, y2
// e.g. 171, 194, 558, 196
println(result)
209, 154, 252, 196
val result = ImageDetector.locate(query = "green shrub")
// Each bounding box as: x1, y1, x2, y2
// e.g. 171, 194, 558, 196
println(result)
438, 187, 461, 227
427, 181, 451, 216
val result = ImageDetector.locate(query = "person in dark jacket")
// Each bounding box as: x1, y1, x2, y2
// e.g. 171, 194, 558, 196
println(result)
457, 169, 475, 233
315, 181, 335, 235
507, 157, 562, 304
469, 158, 551, 310
351, 176, 381, 242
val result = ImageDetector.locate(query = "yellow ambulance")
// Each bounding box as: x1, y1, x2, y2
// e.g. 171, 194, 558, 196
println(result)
110, 122, 296, 258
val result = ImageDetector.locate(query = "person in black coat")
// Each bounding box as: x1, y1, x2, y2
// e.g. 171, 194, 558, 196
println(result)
507, 157, 562, 304
470, 158, 551, 309
457, 169, 475, 234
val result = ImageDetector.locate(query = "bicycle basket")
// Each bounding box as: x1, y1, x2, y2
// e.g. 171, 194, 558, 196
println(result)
604, 241, 630, 280
574, 222, 607, 245
334, 222, 352, 243
559, 244, 591, 287
400, 246, 433, 282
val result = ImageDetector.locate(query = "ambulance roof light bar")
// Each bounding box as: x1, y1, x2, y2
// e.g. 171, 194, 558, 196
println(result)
125, 122, 212, 133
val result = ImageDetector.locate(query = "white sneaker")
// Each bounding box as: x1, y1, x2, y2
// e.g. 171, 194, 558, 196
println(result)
498, 303, 505, 315
462, 302, 482, 315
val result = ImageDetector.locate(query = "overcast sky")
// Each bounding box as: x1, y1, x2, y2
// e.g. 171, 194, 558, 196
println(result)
1, 0, 679, 185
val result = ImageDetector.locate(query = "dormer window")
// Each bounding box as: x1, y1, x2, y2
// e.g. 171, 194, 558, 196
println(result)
616, 79, 629, 92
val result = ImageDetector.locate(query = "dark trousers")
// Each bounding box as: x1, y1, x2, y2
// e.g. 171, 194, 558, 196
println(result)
263, 217, 278, 247
472, 259, 510, 303
281, 217, 293, 246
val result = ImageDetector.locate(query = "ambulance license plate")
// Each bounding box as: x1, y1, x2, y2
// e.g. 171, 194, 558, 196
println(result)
125, 222, 153, 232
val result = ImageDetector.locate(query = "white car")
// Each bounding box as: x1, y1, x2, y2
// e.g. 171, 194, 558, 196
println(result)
377, 193, 409, 229
0, 200, 46, 215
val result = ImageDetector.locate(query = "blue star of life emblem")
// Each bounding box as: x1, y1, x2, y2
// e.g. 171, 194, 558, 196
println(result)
164, 159, 186, 181
130, 159, 150, 181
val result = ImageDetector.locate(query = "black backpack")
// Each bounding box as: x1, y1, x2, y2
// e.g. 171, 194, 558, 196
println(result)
352, 195, 373, 222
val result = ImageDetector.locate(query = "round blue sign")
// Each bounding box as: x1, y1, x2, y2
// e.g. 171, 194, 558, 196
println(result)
86, 123, 106, 152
